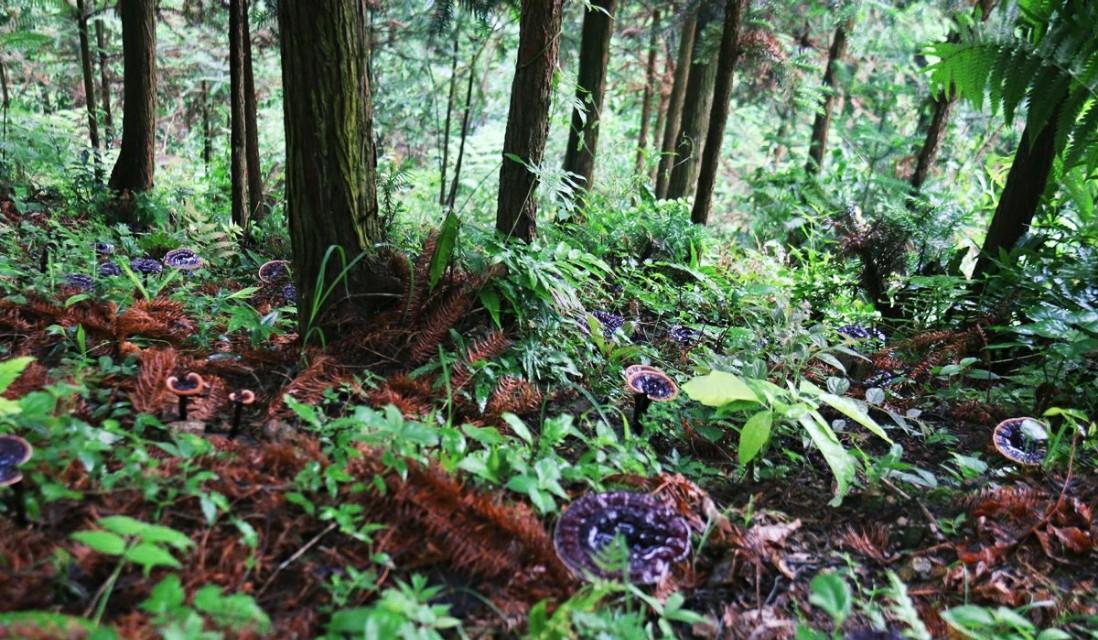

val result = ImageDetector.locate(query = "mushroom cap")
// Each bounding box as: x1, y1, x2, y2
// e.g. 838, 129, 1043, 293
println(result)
97, 262, 122, 277
229, 389, 256, 405
554, 491, 692, 584
624, 366, 679, 401
667, 325, 700, 344
590, 310, 625, 338
94, 241, 114, 256
63, 273, 95, 292
258, 260, 291, 283
130, 257, 163, 275
993, 417, 1049, 466
163, 248, 203, 271
281, 283, 297, 303
166, 372, 206, 396
0, 435, 32, 487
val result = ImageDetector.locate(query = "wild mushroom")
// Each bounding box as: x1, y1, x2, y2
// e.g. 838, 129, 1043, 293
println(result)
258, 259, 291, 283
624, 365, 678, 433
280, 284, 297, 303
97, 262, 122, 277
227, 389, 255, 439
62, 273, 95, 292
166, 372, 206, 421
667, 325, 700, 344
838, 324, 885, 341
94, 241, 114, 256
130, 257, 163, 276
591, 310, 625, 339
553, 491, 691, 584
993, 417, 1049, 466
0, 435, 33, 525
163, 248, 203, 272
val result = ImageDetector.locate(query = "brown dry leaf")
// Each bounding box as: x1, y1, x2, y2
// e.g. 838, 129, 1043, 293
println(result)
131, 348, 178, 414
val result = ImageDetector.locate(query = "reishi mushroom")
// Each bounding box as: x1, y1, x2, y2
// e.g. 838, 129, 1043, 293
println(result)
554, 491, 691, 584
258, 259, 291, 283
166, 372, 207, 421
130, 257, 164, 277
624, 365, 678, 433
992, 417, 1049, 466
0, 435, 33, 525
62, 273, 95, 292
227, 389, 255, 439
163, 248, 203, 272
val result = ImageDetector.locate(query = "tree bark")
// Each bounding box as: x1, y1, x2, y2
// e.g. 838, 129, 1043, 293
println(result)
634, 9, 660, 175
95, 20, 114, 145
805, 17, 852, 175
279, 0, 384, 315
201, 80, 211, 168
562, 0, 617, 196
972, 111, 1059, 279
447, 50, 479, 210
691, 0, 747, 225
243, 0, 264, 221
909, 92, 955, 192
495, 0, 564, 242
666, 14, 717, 201
229, 0, 250, 228
108, 0, 157, 193
77, 0, 102, 181
650, 43, 673, 184
656, 12, 698, 198
440, 31, 460, 206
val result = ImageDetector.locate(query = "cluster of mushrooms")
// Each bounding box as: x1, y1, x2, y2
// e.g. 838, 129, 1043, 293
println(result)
66, 243, 205, 292
0, 434, 33, 524
258, 259, 296, 302
166, 372, 254, 439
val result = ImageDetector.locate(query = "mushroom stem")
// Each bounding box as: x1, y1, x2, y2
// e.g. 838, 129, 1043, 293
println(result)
9, 483, 26, 526
229, 402, 244, 439
631, 393, 651, 434
178, 395, 189, 421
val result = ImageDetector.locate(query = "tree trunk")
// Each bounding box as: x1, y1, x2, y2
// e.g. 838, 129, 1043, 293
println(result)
201, 80, 211, 168
909, 93, 955, 192
972, 112, 1059, 279
243, 0, 264, 221
108, 0, 157, 193
95, 20, 114, 145
447, 50, 479, 210
279, 0, 384, 316
634, 9, 660, 175
666, 15, 717, 201
0, 55, 8, 145
440, 31, 460, 206
562, 0, 616, 196
691, 0, 747, 225
495, 0, 564, 242
655, 12, 698, 198
805, 18, 852, 175
77, 0, 102, 182
650, 44, 673, 183
229, 0, 250, 228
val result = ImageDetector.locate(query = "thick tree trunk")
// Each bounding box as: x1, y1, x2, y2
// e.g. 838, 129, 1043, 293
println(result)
691, 0, 747, 225
108, 0, 157, 193
201, 80, 211, 168
95, 21, 114, 145
655, 12, 698, 198
243, 0, 264, 221
495, 0, 564, 242
77, 0, 102, 181
634, 9, 660, 175
650, 45, 673, 184
440, 32, 460, 206
229, 0, 250, 228
972, 113, 1059, 279
805, 18, 852, 175
666, 15, 717, 201
279, 0, 384, 315
562, 0, 616, 196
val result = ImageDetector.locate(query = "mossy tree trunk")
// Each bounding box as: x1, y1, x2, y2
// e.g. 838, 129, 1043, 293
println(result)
495, 0, 564, 242
655, 11, 698, 199
279, 0, 386, 316
76, 0, 102, 182
563, 0, 617, 198
108, 0, 157, 194
691, 0, 747, 225
229, 0, 250, 228
805, 17, 852, 175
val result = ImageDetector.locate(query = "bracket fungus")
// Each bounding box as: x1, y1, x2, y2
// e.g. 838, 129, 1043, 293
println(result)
281, 283, 297, 303
590, 310, 625, 339
63, 274, 95, 292
97, 262, 122, 278
166, 372, 207, 421
228, 389, 255, 439
258, 259, 291, 283
0, 435, 33, 524
624, 365, 678, 432
163, 248, 203, 272
129, 257, 163, 276
993, 417, 1049, 466
554, 491, 691, 584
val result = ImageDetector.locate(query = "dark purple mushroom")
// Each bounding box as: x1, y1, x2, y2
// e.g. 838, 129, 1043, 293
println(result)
227, 389, 255, 439
667, 325, 700, 344
130, 257, 163, 276
993, 417, 1048, 466
258, 260, 291, 284
838, 324, 886, 342
0, 435, 33, 525
97, 262, 122, 277
94, 241, 114, 256
281, 284, 297, 303
624, 365, 678, 432
62, 274, 95, 292
166, 373, 206, 420
591, 310, 625, 339
554, 491, 691, 584
163, 248, 203, 272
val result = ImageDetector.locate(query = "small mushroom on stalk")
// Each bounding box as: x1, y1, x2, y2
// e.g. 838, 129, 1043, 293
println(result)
166, 372, 207, 420
62, 273, 95, 292
554, 491, 691, 584
280, 284, 297, 303
624, 365, 678, 433
94, 241, 114, 256
227, 389, 255, 439
130, 257, 163, 276
258, 259, 291, 283
163, 248, 203, 272
97, 262, 122, 277
993, 417, 1049, 466
0, 435, 33, 525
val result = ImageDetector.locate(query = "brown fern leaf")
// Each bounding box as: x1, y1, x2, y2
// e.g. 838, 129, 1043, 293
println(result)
837, 524, 894, 564
407, 232, 438, 319
485, 377, 543, 419
386, 373, 434, 399
465, 331, 511, 365
131, 348, 178, 414
3, 361, 49, 399
267, 355, 345, 418
409, 292, 473, 364
366, 386, 431, 417
188, 376, 228, 422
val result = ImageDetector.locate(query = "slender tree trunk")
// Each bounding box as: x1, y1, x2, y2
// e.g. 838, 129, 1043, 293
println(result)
447, 50, 478, 210
909, 93, 955, 192
666, 14, 717, 201
229, 0, 250, 228
243, 0, 264, 221
562, 0, 617, 197
495, 0, 564, 242
650, 45, 673, 184
440, 31, 460, 206
108, 0, 157, 194
76, 0, 102, 182
201, 80, 211, 168
634, 9, 660, 175
972, 110, 1060, 279
805, 18, 852, 174
691, 0, 747, 225
656, 12, 698, 198
0, 55, 8, 146
279, 0, 385, 316
95, 21, 114, 145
